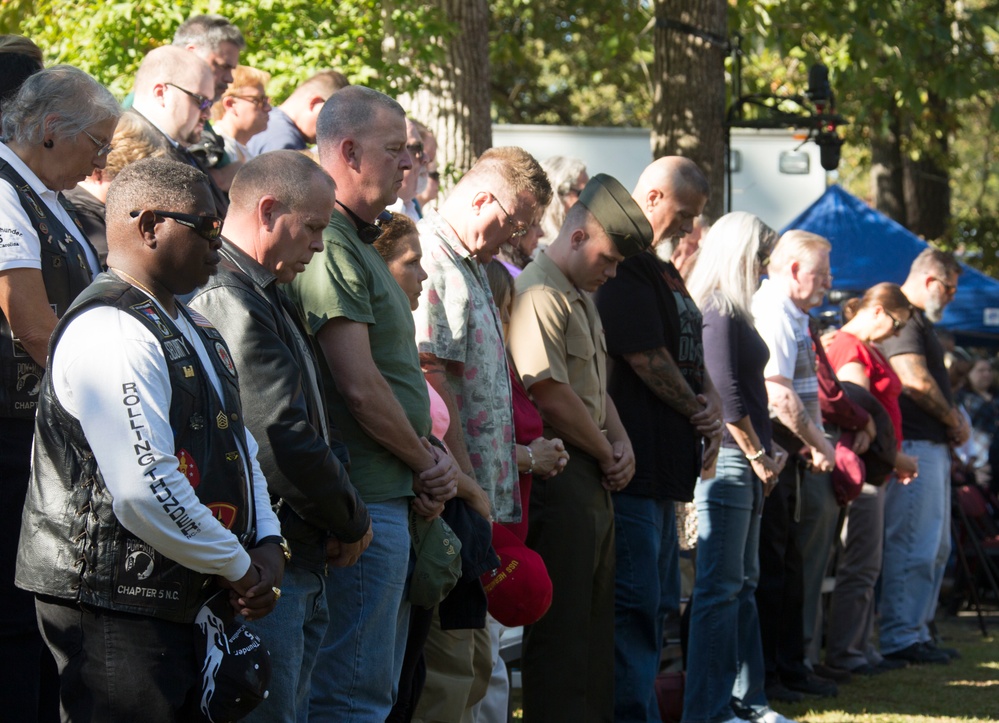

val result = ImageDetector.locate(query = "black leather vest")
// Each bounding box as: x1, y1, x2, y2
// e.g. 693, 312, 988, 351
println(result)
0, 159, 97, 418
16, 276, 256, 623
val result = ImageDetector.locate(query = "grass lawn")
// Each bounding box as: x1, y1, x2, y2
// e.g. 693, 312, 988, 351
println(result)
510, 611, 999, 721
776, 612, 999, 723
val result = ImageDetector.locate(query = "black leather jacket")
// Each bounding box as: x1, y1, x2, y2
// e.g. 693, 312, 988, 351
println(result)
188, 241, 370, 571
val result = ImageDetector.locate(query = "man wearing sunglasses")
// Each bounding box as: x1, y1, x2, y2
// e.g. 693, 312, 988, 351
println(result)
879, 248, 968, 665
16, 157, 283, 720
127, 46, 230, 213
386, 117, 429, 222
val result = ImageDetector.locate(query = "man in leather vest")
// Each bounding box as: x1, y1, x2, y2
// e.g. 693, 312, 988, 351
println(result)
16, 157, 283, 721
188, 150, 372, 721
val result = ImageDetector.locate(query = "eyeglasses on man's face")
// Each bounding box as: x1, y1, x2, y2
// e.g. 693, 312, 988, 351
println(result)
407, 142, 425, 163
230, 94, 270, 109
492, 194, 529, 239
166, 82, 213, 112
130, 209, 223, 241
930, 276, 958, 296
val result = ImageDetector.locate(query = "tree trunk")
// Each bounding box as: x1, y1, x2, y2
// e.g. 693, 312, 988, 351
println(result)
403, 0, 492, 187
650, 0, 728, 221
870, 108, 907, 224
903, 92, 950, 240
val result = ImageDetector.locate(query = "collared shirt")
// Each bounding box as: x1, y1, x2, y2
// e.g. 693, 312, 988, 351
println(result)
0, 142, 99, 274
752, 278, 820, 426
509, 250, 607, 428
414, 210, 519, 522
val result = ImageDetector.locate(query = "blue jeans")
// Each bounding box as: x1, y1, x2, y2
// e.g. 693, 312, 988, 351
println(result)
245, 565, 328, 723
309, 498, 411, 722
880, 440, 951, 654
683, 449, 768, 723
613, 493, 680, 723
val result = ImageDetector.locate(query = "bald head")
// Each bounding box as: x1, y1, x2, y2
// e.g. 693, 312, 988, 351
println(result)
134, 46, 212, 97
228, 150, 335, 216
224, 151, 337, 282
132, 46, 214, 146
632, 156, 709, 249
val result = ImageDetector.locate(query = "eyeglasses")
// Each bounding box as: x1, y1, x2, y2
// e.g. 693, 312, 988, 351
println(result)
229, 94, 270, 109
930, 276, 958, 296
165, 82, 213, 112
493, 194, 529, 239
757, 249, 771, 268
884, 308, 906, 332
407, 142, 425, 162
81, 128, 113, 157
130, 210, 223, 241
428, 171, 440, 182
563, 186, 585, 197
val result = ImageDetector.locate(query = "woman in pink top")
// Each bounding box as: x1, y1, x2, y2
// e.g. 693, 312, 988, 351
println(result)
824, 282, 917, 675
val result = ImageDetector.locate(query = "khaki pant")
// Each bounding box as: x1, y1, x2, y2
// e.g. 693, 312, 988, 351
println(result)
412, 611, 492, 723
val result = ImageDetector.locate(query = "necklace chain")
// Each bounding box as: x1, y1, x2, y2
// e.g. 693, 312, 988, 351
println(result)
110, 267, 162, 305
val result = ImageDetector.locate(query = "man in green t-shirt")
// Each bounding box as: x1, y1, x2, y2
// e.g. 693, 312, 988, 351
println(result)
284, 85, 457, 721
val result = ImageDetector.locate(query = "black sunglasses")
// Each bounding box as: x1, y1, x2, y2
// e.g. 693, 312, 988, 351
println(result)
130, 210, 223, 241
165, 82, 213, 112
336, 201, 392, 244
407, 142, 425, 162
884, 308, 906, 332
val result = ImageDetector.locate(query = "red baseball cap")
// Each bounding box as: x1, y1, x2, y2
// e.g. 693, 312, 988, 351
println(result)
481, 523, 553, 627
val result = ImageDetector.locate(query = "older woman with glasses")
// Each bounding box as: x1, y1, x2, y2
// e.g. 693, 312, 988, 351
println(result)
682, 212, 794, 723
0, 63, 120, 721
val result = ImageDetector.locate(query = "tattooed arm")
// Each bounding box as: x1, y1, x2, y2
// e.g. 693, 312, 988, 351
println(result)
890, 352, 969, 444
622, 346, 706, 419
766, 376, 836, 471
889, 352, 960, 426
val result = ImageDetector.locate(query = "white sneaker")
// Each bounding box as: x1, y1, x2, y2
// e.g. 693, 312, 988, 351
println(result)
756, 711, 798, 723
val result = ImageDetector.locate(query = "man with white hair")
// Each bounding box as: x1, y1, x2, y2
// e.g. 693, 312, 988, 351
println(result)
127, 45, 229, 213
879, 247, 968, 664
751, 230, 838, 702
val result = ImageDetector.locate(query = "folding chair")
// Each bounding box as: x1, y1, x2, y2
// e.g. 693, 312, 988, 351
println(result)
950, 484, 999, 636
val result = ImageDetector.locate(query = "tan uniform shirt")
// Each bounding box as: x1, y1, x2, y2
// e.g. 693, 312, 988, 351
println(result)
508, 251, 607, 428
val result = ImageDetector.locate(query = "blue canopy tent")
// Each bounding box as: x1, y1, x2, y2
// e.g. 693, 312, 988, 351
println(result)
781, 185, 999, 344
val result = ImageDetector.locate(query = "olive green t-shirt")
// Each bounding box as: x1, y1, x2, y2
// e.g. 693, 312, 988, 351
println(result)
285, 212, 430, 502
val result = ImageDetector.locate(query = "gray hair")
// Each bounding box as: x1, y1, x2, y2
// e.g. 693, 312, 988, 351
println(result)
229, 149, 334, 214
540, 155, 587, 240
315, 85, 404, 162
768, 229, 831, 276
685, 211, 778, 322
908, 246, 962, 281
172, 14, 245, 53
105, 157, 211, 231
1, 65, 121, 146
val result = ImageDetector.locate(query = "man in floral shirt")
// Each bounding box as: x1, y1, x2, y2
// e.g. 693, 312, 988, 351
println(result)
412, 146, 551, 718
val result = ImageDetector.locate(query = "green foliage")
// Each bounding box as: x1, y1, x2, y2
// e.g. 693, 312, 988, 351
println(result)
8, 0, 450, 102
489, 0, 654, 127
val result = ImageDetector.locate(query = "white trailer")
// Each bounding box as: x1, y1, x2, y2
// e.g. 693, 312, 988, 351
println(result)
491, 124, 830, 231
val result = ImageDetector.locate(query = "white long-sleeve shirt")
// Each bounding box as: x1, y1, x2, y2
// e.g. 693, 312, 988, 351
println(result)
51, 301, 280, 582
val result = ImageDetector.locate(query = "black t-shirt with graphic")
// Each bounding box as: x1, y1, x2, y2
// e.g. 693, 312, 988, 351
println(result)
596, 251, 703, 502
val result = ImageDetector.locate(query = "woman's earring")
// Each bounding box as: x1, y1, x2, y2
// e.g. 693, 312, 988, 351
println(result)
43, 139, 54, 148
